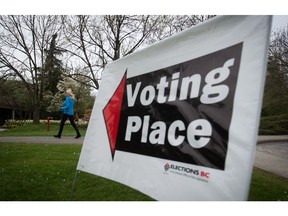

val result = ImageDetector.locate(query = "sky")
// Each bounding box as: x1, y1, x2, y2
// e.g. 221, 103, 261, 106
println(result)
272, 15, 288, 30
1, 0, 288, 16
0, 2, 287, 37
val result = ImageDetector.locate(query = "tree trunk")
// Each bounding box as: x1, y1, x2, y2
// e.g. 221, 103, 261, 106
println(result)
32, 105, 40, 124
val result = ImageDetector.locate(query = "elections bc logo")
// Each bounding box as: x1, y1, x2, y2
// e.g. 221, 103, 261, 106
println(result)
164, 163, 210, 179
103, 43, 243, 170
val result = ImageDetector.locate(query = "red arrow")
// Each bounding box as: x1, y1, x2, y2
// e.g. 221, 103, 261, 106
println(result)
103, 70, 127, 160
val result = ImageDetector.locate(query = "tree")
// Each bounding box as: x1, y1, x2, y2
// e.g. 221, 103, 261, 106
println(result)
46, 76, 93, 119
0, 15, 62, 123
0, 78, 33, 118
262, 25, 288, 116
0, 15, 214, 122
62, 15, 214, 90
42, 33, 65, 95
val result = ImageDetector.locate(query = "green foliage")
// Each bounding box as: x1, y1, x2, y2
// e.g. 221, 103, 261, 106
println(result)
260, 26, 288, 135
262, 26, 288, 116
42, 33, 65, 95
0, 79, 33, 113
259, 114, 288, 135
262, 57, 288, 116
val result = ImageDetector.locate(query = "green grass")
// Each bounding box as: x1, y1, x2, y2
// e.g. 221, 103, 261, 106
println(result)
0, 124, 86, 137
0, 142, 287, 201
1, 124, 288, 201
249, 168, 288, 201
0, 143, 153, 201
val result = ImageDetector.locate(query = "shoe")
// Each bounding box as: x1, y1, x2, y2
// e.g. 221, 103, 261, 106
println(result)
54, 135, 61, 138
75, 135, 81, 139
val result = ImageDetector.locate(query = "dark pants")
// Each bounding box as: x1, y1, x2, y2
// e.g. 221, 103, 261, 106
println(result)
56, 114, 81, 137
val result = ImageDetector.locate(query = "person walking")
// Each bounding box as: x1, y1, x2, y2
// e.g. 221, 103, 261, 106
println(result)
54, 88, 81, 139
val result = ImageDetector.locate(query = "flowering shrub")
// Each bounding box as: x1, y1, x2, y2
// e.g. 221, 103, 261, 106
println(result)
4, 119, 31, 126
1, 123, 17, 129
1, 119, 89, 129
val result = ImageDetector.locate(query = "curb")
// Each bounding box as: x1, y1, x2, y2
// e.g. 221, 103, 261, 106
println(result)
257, 135, 288, 144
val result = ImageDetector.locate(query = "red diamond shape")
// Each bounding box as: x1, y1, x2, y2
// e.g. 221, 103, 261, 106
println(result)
103, 70, 127, 160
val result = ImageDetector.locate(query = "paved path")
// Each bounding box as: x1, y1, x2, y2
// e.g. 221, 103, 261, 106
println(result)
0, 136, 84, 144
1, 135, 283, 144
0, 135, 287, 179
255, 135, 288, 178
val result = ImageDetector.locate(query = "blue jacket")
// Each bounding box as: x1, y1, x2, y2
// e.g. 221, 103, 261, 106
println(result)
59, 96, 75, 115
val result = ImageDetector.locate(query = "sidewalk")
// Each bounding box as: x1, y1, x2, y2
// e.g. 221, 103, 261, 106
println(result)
257, 135, 288, 144
1, 135, 286, 145
255, 138, 288, 179
0, 136, 84, 144
2, 135, 286, 144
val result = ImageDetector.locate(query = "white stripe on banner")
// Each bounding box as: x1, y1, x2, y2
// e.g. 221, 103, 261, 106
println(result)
77, 15, 272, 200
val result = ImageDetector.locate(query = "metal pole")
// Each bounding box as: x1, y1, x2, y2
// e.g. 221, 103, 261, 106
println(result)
70, 169, 80, 200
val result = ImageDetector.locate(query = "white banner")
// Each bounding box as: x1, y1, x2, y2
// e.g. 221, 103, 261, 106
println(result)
77, 15, 272, 200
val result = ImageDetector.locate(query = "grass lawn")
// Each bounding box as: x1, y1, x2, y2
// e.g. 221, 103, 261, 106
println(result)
0, 143, 153, 201
1, 124, 288, 201
0, 142, 287, 201
0, 124, 86, 137
249, 168, 288, 201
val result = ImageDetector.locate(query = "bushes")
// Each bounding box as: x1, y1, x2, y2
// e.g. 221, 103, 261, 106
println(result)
0, 119, 27, 129
259, 114, 288, 135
